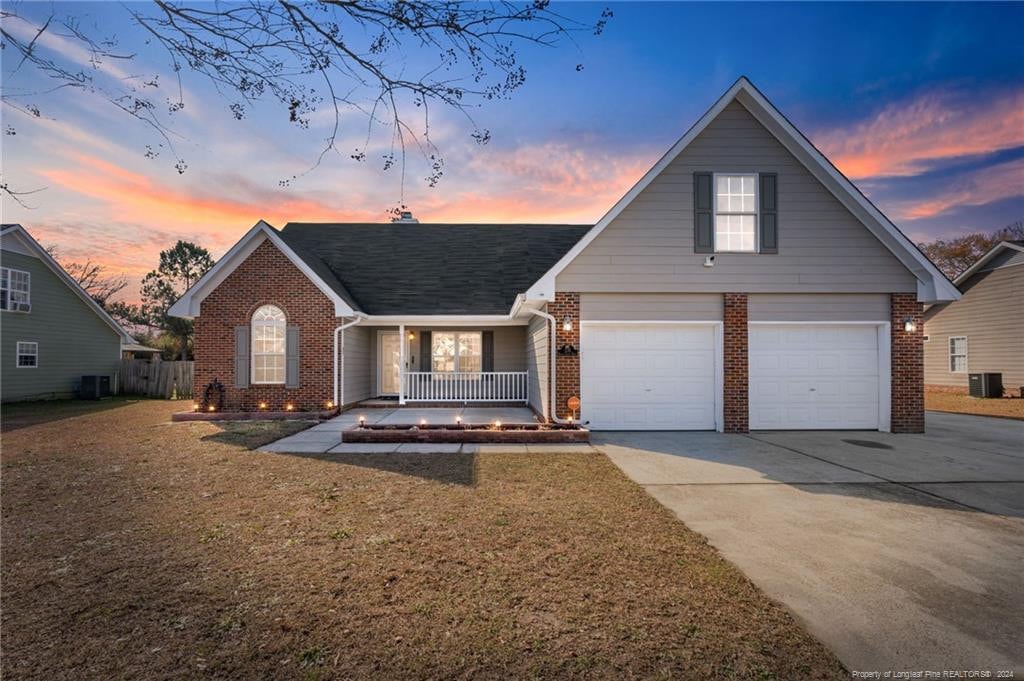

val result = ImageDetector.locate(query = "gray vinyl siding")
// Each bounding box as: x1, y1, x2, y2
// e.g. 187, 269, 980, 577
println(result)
748, 294, 890, 322
556, 100, 917, 294
923, 265, 1024, 390
526, 314, 550, 416
342, 324, 372, 405
1, 250, 121, 401
491, 326, 527, 371
581, 293, 723, 321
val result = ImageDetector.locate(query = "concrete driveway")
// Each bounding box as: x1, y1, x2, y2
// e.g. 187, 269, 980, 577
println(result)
596, 412, 1024, 674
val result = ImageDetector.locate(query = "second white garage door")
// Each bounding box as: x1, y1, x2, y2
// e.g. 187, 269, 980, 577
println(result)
581, 323, 718, 430
749, 324, 883, 430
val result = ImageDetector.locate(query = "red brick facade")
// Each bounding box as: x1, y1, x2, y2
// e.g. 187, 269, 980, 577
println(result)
194, 239, 341, 412
723, 293, 749, 433
891, 292, 925, 433
549, 292, 581, 420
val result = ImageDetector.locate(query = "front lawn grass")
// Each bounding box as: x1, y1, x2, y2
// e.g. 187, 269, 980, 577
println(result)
925, 389, 1024, 420
2, 401, 846, 679
0, 395, 143, 432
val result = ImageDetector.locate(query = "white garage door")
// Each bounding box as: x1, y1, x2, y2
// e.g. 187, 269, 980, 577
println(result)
749, 324, 881, 430
581, 323, 717, 430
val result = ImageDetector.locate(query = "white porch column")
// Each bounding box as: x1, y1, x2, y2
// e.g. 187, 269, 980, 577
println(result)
398, 323, 406, 405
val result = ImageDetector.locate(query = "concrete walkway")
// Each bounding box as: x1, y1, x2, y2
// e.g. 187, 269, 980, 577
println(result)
595, 412, 1024, 674
259, 406, 549, 454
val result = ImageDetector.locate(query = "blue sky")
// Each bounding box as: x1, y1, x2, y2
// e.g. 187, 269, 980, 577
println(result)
2, 2, 1022, 296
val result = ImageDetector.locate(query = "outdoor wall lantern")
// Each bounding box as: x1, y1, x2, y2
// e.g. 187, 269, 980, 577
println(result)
408, 330, 416, 341
903, 317, 917, 333
562, 315, 573, 333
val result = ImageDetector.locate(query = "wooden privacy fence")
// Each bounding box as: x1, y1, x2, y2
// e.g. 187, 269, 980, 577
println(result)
119, 359, 194, 399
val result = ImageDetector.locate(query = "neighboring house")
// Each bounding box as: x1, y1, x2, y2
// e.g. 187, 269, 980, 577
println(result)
122, 342, 163, 360
1, 224, 134, 401
169, 77, 958, 433
923, 240, 1024, 396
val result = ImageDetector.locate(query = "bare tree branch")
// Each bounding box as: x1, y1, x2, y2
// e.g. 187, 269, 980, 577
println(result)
1, 178, 46, 209
45, 246, 130, 304
1, 0, 610, 209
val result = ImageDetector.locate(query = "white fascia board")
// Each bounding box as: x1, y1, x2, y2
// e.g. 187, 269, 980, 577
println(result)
359, 314, 528, 327
168, 220, 356, 319
953, 241, 1024, 285
524, 77, 961, 304
1, 224, 135, 342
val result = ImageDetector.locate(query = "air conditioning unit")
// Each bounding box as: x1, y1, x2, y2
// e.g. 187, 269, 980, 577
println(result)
968, 373, 1002, 398
80, 375, 111, 400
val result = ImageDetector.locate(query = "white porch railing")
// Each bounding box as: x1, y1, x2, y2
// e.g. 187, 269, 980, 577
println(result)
402, 371, 528, 402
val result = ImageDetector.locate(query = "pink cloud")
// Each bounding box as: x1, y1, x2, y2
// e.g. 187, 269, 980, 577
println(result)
814, 88, 1024, 179
19, 130, 658, 306
890, 157, 1024, 221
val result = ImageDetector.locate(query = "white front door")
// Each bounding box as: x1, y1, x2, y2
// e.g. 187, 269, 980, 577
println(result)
749, 324, 882, 430
581, 323, 718, 430
379, 331, 401, 395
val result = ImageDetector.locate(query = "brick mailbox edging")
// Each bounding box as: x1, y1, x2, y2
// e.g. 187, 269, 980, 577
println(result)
172, 409, 338, 422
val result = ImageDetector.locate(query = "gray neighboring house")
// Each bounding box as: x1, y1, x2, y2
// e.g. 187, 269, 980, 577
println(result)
1, 224, 134, 402
924, 240, 1024, 396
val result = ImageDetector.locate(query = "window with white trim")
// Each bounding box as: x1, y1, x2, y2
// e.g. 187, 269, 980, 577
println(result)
432, 332, 482, 373
251, 305, 286, 384
949, 336, 967, 373
1, 267, 31, 312
714, 174, 758, 252
16, 341, 38, 368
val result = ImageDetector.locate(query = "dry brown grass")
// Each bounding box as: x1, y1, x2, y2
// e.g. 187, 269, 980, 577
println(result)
926, 390, 1024, 420
2, 400, 846, 679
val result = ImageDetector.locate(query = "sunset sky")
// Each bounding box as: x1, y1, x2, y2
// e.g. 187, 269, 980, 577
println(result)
2, 2, 1022, 302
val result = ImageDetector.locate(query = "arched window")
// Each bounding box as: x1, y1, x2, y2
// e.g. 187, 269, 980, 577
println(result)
251, 305, 286, 384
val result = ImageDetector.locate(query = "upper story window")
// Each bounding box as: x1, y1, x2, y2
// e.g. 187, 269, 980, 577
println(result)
1, 267, 31, 312
432, 332, 482, 373
948, 336, 968, 373
714, 174, 758, 252
16, 341, 38, 368
251, 304, 286, 384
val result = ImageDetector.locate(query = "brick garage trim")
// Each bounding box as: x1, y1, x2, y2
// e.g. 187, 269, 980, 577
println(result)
194, 239, 342, 412
550, 292, 580, 420
891, 293, 925, 433
723, 293, 749, 433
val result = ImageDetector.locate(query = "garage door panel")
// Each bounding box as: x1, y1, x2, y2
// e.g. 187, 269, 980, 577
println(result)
582, 324, 717, 430
845, 351, 878, 372
750, 324, 881, 430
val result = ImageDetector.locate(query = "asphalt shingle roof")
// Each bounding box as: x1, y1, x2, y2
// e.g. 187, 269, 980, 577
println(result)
277, 223, 591, 315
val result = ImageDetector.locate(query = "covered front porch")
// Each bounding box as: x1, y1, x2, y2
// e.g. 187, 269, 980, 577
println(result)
347, 322, 535, 406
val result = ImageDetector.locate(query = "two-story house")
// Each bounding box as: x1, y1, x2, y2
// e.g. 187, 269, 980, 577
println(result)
169, 78, 959, 433
1, 224, 133, 401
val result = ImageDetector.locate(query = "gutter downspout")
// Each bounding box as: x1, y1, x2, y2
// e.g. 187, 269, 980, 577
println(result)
529, 309, 576, 425
333, 316, 363, 409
